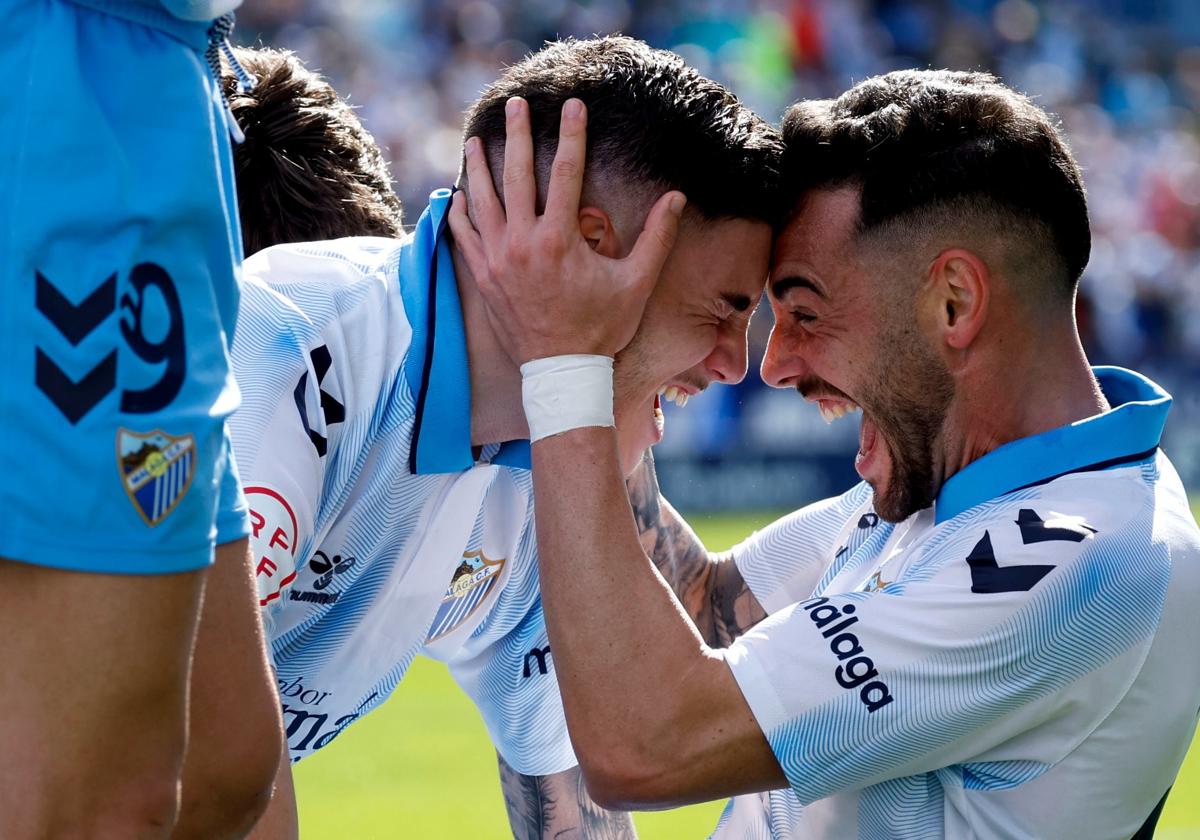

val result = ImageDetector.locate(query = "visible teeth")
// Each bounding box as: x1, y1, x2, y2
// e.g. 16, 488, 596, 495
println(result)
657, 385, 690, 409
819, 401, 858, 424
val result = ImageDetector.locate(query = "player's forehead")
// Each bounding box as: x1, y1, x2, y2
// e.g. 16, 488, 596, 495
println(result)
769, 187, 861, 302
672, 215, 772, 298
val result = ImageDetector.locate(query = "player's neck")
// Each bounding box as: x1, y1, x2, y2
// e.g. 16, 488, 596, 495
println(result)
938, 323, 1108, 482
452, 249, 531, 447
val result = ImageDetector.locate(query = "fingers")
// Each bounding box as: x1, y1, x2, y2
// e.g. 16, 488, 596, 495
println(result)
627, 191, 687, 295
448, 190, 490, 283
502, 97, 537, 226
544, 99, 587, 228
462, 136, 505, 243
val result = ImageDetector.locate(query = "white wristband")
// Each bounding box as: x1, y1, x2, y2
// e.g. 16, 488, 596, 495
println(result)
520, 355, 615, 443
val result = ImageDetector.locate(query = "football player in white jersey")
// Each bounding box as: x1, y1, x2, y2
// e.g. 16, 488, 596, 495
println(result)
204, 42, 791, 837
453, 70, 1200, 839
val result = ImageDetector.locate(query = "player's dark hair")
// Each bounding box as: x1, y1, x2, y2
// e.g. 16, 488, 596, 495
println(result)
782, 69, 1091, 292
223, 48, 404, 255
463, 36, 789, 230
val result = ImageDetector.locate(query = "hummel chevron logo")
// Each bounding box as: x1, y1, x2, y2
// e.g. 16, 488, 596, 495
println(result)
1015, 509, 1097, 544
34, 272, 117, 423
966, 531, 1056, 594
36, 271, 115, 345
294, 345, 345, 457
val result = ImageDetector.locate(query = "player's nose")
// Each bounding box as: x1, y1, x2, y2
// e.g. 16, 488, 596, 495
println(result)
760, 323, 810, 388
704, 324, 749, 385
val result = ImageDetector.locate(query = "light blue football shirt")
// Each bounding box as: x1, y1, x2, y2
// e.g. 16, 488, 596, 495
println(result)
66, 0, 240, 41
228, 190, 574, 774
717, 368, 1200, 839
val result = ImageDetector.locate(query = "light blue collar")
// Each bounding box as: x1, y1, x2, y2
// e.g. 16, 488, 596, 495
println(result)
934, 367, 1170, 524
398, 189, 531, 474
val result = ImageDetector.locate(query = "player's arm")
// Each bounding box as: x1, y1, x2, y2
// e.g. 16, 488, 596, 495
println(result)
174, 537, 284, 840
626, 451, 766, 647
449, 97, 786, 808
245, 752, 299, 840
498, 755, 636, 840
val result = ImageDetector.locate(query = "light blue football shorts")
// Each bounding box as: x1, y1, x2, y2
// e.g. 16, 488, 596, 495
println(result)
0, 0, 249, 574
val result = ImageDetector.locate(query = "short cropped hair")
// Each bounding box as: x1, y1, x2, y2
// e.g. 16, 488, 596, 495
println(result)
463, 36, 789, 231
223, 48, 404, 255
782, 70, 1091, 291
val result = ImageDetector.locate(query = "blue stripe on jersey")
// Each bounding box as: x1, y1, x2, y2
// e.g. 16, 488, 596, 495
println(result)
935, 367, 1169, 523
858, 773, 944, 839
958, 759, 1050, 790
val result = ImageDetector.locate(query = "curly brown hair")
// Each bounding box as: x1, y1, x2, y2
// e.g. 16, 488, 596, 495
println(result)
223, 48, 404, 255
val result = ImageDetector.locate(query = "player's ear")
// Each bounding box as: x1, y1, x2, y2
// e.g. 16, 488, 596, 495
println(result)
579, 207, 623, 258
922, 247, 989, 357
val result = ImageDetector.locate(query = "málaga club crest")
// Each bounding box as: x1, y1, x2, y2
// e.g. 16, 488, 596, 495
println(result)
117, 429, 196, 527
425, 549, 506, 642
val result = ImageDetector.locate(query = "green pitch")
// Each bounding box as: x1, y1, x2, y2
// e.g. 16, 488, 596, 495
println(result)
294, 508, 1200, 839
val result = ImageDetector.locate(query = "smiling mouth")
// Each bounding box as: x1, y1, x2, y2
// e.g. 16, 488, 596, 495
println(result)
814, 396, 887, 482
659, 385, 691, 408
649, 382, 703, 441
815, 396, 860, 423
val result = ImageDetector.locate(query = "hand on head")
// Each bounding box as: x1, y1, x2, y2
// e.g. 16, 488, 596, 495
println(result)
448, 96, 687, 364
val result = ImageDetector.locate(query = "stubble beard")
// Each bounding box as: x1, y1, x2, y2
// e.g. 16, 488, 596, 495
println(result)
866, 329, 955, 523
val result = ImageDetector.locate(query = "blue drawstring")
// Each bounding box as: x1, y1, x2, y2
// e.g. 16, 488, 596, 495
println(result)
205, 13, 256, 144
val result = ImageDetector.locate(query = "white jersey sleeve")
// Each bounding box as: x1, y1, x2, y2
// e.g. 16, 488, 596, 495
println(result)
725, 491, 1171, 806
229, 238, 410, 617
734, 482, 876, 612
445, 593, 577, 776
438, 510, 577, 777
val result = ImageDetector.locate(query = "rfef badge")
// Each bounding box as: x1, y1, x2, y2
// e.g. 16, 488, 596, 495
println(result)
425, 550, 506, 642
117, 429, 195, 527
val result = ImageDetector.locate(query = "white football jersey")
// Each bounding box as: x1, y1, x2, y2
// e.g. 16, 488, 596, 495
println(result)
715, 367, 1200, 839
228, 190, 575, 774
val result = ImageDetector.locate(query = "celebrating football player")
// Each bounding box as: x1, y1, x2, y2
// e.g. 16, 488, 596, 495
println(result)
202, 41, 789, 837
453, 71, 1200, 839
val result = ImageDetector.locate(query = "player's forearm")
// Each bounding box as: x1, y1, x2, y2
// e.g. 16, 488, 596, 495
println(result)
531, 428, 754, 806
497, 755, 636, 840
626, 452, 767, 646
244, 751, 298, 840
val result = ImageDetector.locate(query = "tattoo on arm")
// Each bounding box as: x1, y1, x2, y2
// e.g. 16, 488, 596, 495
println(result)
499, 753, 551, 839
497, 754, 636, 839
626, 451, 767, 647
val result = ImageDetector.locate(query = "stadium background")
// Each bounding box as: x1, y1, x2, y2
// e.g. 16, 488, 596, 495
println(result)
232, 0, 1200, 836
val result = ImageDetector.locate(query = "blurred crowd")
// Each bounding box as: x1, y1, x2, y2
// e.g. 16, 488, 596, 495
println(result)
234, 0, 1200, 498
